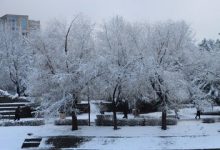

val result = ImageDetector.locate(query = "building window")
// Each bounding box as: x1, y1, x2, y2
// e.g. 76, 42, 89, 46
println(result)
21, 18, 27, 30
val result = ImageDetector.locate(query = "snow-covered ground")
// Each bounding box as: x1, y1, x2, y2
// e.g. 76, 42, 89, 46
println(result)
1, 107, 220, 150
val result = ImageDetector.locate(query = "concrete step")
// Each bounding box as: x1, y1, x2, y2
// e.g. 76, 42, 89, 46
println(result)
0, 114, 34, 120
0, 102, 34, 119
21, 142, 41, 148
0, 110, 15, 115
24, 138, 42, 142
0, 114, 15, 119
0, 107, 17, 111
0, 103, 29, 107
21, 138, 42, 149
0, 97, 29, 103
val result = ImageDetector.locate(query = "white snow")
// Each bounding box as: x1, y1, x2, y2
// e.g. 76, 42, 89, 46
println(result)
0, 89, 10, 97
0, 90, 26, 100
0, 102, 30, 106
1, 107, 220, 150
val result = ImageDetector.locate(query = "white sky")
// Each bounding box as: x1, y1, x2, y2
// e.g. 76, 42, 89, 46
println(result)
1, 0, 220, 41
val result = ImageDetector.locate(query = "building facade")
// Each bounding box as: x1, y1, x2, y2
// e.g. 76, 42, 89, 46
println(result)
0, 14, 40, 35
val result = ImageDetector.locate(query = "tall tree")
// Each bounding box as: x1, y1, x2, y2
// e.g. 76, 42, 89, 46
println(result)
97, 16, 143, 130
0, 26, 31, 96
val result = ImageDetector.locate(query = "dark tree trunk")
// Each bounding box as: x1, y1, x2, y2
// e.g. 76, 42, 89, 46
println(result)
112, 100, 117, 130
112, 84, 118, 130
72, 96, 78, 131
150, 75, 168, 130
161, 109, 167, 130
88, 103, 90, 126
72, 111, 78, 130
16, 84, 21, 97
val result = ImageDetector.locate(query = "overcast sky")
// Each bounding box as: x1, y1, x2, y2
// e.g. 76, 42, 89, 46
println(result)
1, 0, 220, 41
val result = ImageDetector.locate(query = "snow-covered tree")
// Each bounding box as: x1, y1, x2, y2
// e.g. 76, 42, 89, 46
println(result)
0, 25, 31, 96
20, 15, 220, 131
136, 21, 194, 129
27, 15, 99, 126
96, 16, 145, 129
187, 45, 220, 110
199, 38, 216, 51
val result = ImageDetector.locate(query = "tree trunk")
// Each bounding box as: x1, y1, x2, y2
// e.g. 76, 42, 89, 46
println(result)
16, 84, 21, 97
72, 111, 78, 130
112, 100, 117, 130
88, 103, 90, 126
112, 84, 118, 130
161, 109, 167, 130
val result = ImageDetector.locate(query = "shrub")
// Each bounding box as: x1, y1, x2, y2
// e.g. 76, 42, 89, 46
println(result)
145, 118, 177, 126
166, 118, 178, 125
95, 114, 177, 126
201, 112, 220, 115
96, 114, 113, 120
145, 119, 160, 126
117, 119, 128, 126
127, 118, 145, 126
0, 119, 45, 126
95, 119, 113, 126
54, 118, 88, 126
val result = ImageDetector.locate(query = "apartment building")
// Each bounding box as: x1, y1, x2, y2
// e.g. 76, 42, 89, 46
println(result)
0, 14, 40, 35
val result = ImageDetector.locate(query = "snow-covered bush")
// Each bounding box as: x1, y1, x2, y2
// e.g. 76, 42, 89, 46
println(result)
95, 115, 177, 126
145, 118, 177, 126
95, 119, 113, 126
201, 111, 220, 115
145, 119, 160, 126
54, 118, 88, 126
165, 118, 178, 125
127, 118, 145, 126
0, 119, 45, 126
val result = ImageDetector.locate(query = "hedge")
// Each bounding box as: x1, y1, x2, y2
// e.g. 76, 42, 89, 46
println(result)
0, 119, 45, 126
201, 111, 220, 115
95, 115, 177, 126
54, 118, 88, 126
